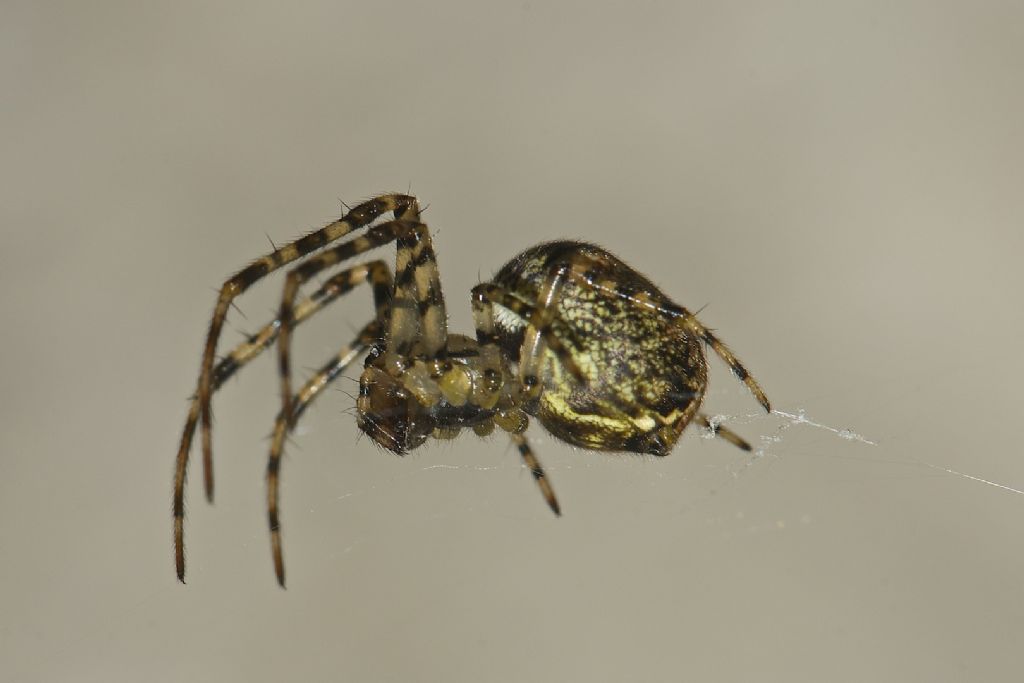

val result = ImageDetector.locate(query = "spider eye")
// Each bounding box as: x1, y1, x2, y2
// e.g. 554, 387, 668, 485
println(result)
365, 344, 384, 365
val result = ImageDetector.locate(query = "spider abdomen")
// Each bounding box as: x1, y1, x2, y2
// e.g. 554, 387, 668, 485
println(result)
491, 241, 708, 456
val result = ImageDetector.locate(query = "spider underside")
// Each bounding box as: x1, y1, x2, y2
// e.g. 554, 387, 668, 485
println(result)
173, 194, 770, 586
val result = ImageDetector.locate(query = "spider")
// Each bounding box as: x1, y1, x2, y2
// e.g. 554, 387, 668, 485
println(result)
173, 194, 771, 587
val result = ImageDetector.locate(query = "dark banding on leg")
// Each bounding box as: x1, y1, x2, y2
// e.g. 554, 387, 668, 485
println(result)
275, 220, 424, 428
193, 194, 417, 503
666, 304, 770, 414
509, 431, 561, 516
267, 320, 381, 587
174, 261, 393, 583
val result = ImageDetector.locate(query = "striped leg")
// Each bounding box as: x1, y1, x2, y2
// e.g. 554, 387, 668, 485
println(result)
390, 215, 448, 362
509, 432, 561, 516
470, 282, 584, 393
589, 271, 769, 416
277, 220, 446, 426
192, 194, 419, 502
473, 275, 655, 426
267, 320, 381, 587
672, 308, 771, 414
174, 261, 393, 583
516, 262, 585, 399
696, 413, 752, 451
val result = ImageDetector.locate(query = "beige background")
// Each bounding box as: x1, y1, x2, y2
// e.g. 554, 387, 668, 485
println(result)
3, 2, 1023, 681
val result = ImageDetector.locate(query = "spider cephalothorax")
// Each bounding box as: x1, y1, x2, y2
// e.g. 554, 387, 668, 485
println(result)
355, 334, 519, 454
173, 194, 770, 586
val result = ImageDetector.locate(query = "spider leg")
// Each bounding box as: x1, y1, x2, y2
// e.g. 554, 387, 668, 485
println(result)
389, 211, 449, 362
276, 219, 443, 427
517, 262, 585, 398
544, 255, 769, 416
191, 194, 418, 502
509, 432, 561, 516
673, 310, 770, 414
174, 261, 394, 582
472, 278, 648, 441
470, 282, 584, 392
267, 319, 381, 588
470, 287, 567, 516
696, 413, 752, 452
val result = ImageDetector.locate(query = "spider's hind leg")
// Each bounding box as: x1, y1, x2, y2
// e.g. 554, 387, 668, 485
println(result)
696, 413, 752, 452
673, 309, 771, 414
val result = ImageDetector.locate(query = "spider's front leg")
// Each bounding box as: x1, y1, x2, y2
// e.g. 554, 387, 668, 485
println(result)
269, 216, 452, 585
275, 216, 449, 427
266, 319, 383, 587
190, 194, 417, 502
174, 260, 393, 583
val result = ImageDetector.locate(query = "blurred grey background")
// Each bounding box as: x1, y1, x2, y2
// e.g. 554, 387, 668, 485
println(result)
2, 2, 1022, 681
